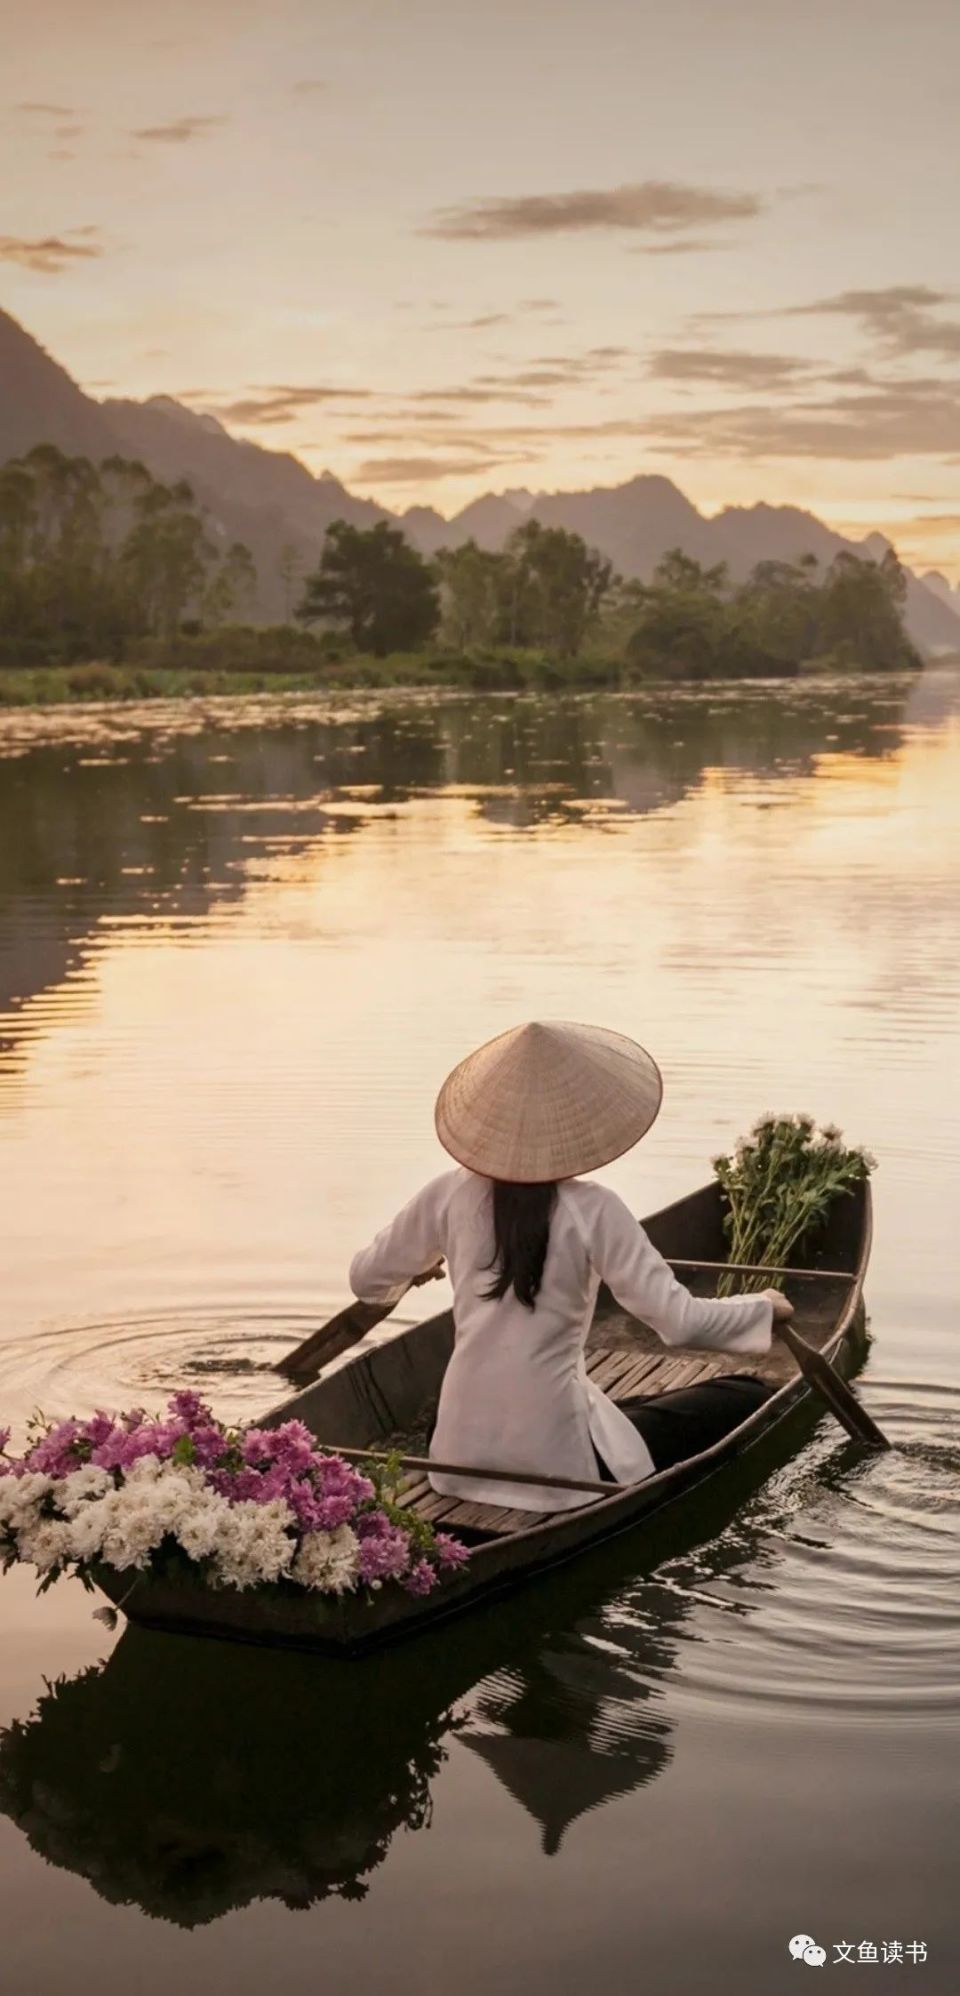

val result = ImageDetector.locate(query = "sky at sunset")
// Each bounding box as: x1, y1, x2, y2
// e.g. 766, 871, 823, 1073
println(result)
2, 0, 959, 574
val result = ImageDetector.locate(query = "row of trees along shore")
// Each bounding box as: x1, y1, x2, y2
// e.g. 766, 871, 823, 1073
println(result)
0, 445, 256, 660
0, 445, 922, 687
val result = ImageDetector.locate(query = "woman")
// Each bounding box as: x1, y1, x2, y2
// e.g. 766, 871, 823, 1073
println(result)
349, 1021, 794, 1512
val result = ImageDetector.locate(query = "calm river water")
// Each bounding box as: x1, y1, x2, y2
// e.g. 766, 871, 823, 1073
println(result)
1, 675, 958, 1995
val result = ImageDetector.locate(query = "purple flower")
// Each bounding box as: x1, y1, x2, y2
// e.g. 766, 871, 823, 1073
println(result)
80, 1412, 118, 1450
402, 1558, 438, 1598
334, 1467, 375, 1506
189, 1425, 227, 1469
241, 1429, 277, 1467
358, 1526, 411, 1583
90, 1429, 137, 1471
26, 1420, 83, 1477
268, 1421, 316, 1471
168, 1390, 212, 1428
258, 1465, 295, 1502
210, 1466, 263, 1502
315, 1492, 360, 1530
355, 1508, 393, 1540
434, 1533, 469, 1570
143, 1420, 185, 1456
90, 1418, 185, 1471
311, 1453, 363, 1491
286, 1480, 324, 1531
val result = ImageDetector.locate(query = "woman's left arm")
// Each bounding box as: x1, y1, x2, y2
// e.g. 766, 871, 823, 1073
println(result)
348, 1171, 454, 1306
588, 1187, 774, 1355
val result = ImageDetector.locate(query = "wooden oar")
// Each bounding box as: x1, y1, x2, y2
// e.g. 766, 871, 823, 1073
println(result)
274, 1264, 444, 1384
771, 1316, 890, 1449
274, 1298, 394, 1384
669, 1256, 858, 1282
329, 1443, 613, 1497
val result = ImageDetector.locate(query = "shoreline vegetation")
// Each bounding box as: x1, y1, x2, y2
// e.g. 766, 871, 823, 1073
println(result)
0, 644, 929, 709
0, 445, 927, 705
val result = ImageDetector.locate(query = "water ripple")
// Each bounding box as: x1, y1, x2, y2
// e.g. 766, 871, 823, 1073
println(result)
0, 1309, 304, 1430
602, 1384, 960, 1727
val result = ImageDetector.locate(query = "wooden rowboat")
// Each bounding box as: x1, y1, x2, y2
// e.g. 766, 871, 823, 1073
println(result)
93, 1175, 872, 1654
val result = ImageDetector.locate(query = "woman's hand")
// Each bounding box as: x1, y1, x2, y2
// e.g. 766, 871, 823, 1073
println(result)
411, 1259, 446, 1288
761, 1286, 795, 1326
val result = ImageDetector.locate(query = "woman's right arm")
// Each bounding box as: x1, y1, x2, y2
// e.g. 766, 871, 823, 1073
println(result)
348, 1171, 455, 1306
587, 1186, 781, 1355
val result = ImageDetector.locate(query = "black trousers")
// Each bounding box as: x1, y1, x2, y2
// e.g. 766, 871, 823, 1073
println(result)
597, 1373, 773, 1477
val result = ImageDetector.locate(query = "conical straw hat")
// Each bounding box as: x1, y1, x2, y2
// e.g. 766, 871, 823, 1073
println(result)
435, 1021, 662, 1183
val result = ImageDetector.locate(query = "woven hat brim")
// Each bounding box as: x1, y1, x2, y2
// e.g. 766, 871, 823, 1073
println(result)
434, 1020, 663, 1183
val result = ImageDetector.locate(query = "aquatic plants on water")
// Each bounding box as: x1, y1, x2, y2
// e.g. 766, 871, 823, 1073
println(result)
713, 1113, 874, 1293
0, 1391, 467, 1602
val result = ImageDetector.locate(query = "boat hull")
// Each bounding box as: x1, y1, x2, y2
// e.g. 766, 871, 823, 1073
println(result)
93, 1178, 872, 1653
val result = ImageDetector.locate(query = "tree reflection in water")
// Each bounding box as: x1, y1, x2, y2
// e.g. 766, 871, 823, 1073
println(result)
0, 680, 916, 1065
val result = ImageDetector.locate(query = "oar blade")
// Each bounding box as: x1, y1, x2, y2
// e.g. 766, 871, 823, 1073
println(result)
275, 1300, 392, 1385
803, 1347, 890, 1449
774, 1318, 889, 1449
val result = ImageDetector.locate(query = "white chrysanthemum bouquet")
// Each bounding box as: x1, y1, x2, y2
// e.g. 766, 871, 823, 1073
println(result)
713, 1114, 875, 1293
0, 1392, 467, 1602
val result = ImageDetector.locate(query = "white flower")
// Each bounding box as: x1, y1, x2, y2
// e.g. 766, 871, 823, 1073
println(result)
17, 1517, 73, 1572
62, 1464, 199, 1569
94, 1462, 203, 1572
68, 1494, 117, 1563
57, 1464, 112, 1518
100, 1509, 165, 1571
211, 1499, 296, 1591
292, 1525, 360, 1594
122, 1454, 164, 1484
175, 1491, 230, 1564
0, 1472, 53, 1533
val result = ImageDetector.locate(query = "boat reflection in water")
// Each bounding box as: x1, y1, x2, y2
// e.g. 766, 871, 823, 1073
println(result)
0, 1438, 802, 1925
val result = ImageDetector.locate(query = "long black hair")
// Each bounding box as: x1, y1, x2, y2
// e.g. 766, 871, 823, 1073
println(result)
483, 1179, 558, 1309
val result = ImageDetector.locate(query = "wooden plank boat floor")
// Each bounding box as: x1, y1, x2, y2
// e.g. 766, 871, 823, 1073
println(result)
393, 1469, 565, 1539
592, 1277, 850, 1397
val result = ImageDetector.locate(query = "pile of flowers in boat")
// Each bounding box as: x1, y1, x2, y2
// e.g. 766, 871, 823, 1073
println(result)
0, 1391, 468, 1602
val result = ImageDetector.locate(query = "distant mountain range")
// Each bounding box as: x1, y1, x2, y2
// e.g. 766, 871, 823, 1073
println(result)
918, 567, 960, 620
2, 307, 959, 652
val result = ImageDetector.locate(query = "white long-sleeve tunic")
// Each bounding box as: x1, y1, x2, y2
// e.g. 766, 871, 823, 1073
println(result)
349, 1167, 773, 1512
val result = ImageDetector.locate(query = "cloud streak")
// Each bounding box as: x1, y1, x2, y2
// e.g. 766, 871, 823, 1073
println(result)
785, 286, 960, 362
645, 382, 960, 460
0, 230, 105, 273
194, 384, 373, 423
709, 286, 960, 363
472, 347, 632, 391
339, 375, 960, 466
406, 386, 550, 406
649, 347, 815, 389
634, 237, 734, 256
354, 454, 525, 483
132, 115, 227, 144
422, 179, 763, 241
